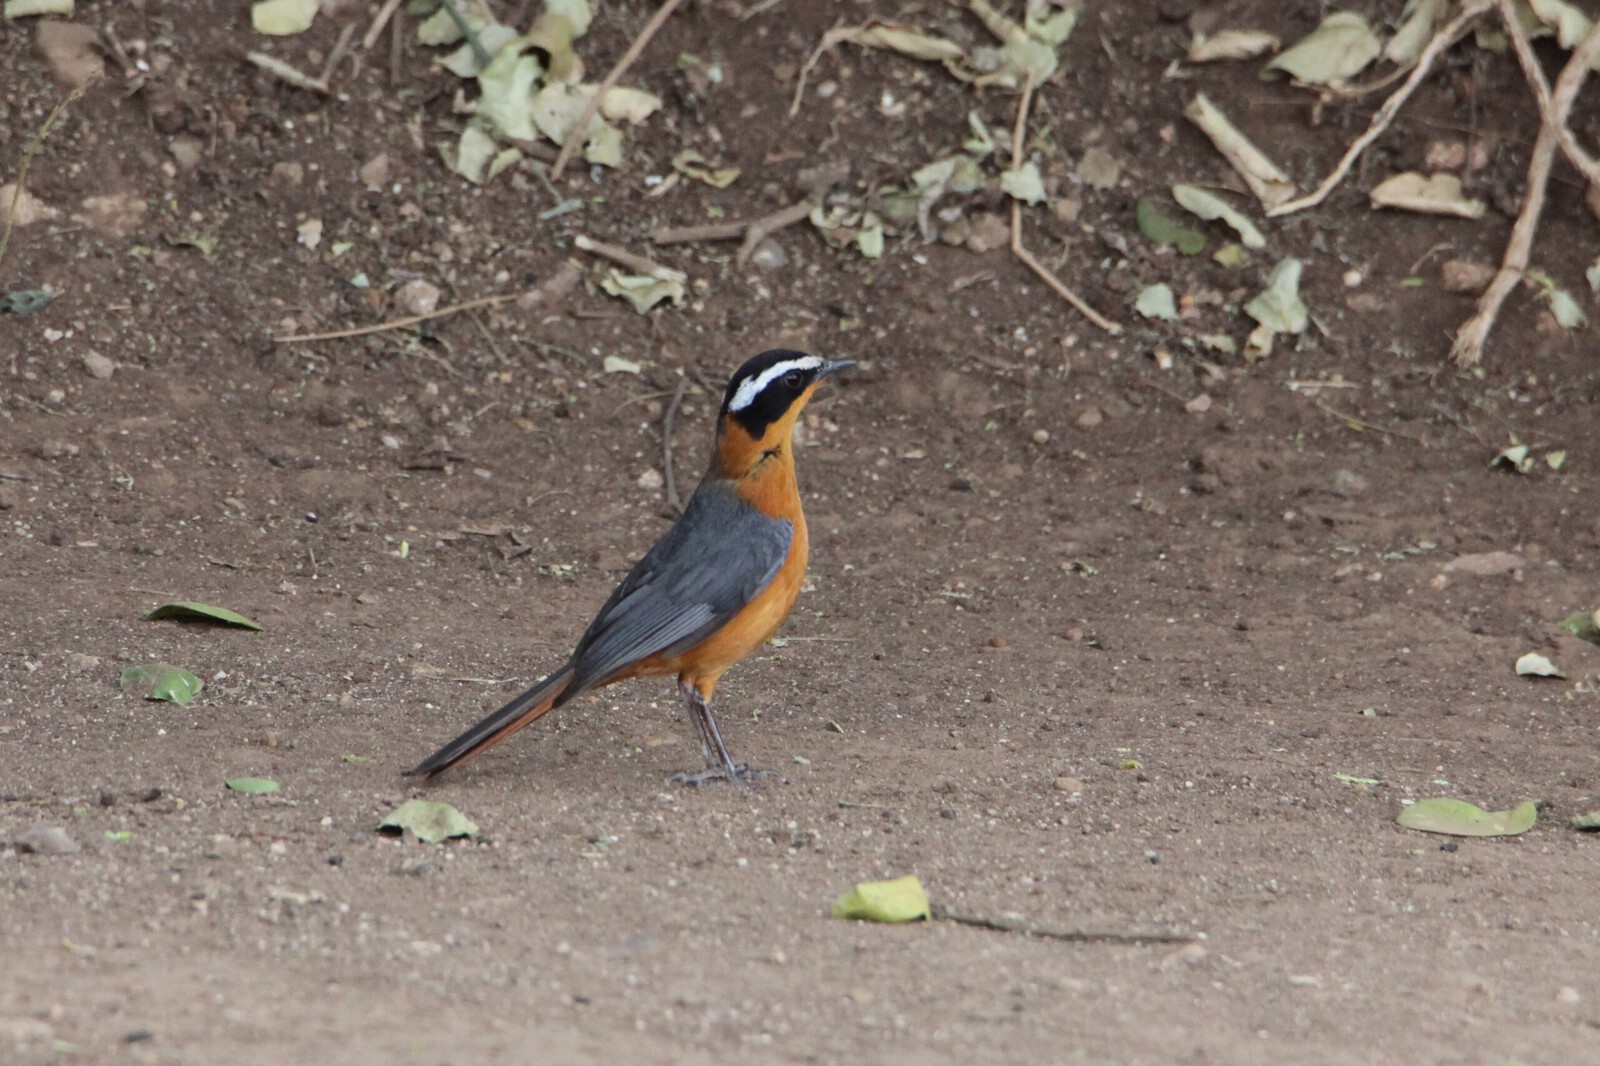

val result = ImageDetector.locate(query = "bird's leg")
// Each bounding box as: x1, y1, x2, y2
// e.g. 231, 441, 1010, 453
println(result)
668, 679, 775, 787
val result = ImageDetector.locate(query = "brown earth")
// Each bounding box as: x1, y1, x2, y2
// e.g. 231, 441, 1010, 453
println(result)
4, 2, 1600, 1064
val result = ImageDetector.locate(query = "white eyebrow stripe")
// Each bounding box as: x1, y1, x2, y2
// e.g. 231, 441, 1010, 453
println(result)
726, 356, 823, 412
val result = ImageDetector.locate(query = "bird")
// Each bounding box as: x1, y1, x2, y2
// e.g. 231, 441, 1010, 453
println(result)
409, 349, 853, 785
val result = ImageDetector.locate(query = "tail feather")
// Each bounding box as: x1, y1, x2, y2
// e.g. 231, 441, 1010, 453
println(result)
409, 665, 577, 780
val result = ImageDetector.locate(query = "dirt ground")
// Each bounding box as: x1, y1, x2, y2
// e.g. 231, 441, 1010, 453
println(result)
4, 1, 1600, 1063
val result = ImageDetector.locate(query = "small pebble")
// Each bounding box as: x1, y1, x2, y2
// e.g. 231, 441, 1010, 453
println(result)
1053, 776, 1085, 794
15, 824, 80, 855
82, 352, 115, 379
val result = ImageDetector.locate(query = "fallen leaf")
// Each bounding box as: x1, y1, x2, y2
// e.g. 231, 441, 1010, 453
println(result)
1514, 652, 1564, 678
1074, 146, 1121, 190
0, 183, 57, 226
602, 355, 642, 374
1571, 810, 1600, 831
1492, 443, 1533, 473
1134, 283, 1178, 321
1529, 0, 1597, 51
1184, 93, 1296, 208
378, 799, 478, 842
1385, 0, 1447, 65
146, 601, 263, 630
1266, 12, 1382, 85
444, 125, 501, 184
1557, 609, 1600, 645
671, 149, 739, 188
119, 664, 203, 705
1245, 258, 1309, 334
1188, 29, 1280, 63
831, 874, 930, 922
1172, 184, 1267, 248
600, 271, 685, 313
1136, 199, 1206, 255
251, 0, 318, 36
2, 289, 57, 315
225, 777, 281, 794
999, 161, 1047, 204
857, 222, 885, 259
1397, 798, 1537, 837
1369, 172, 1486, 219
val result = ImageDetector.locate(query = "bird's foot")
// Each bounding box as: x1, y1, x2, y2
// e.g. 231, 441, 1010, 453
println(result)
667, 764, 780, 788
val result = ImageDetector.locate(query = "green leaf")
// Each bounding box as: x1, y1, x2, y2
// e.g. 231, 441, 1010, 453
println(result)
1136, 199, 1206, 255
145, 601, 263, 630
226, 777, 281, 794
378, 799, 479, 842
1397, 798, 1537, 837
1, 289, 57, 315
1557, 610, 1600, 645
1333, 772, 1380, 786
999, 161, 1047, 205
831, 874, 930, 923
119, 664, 204, 705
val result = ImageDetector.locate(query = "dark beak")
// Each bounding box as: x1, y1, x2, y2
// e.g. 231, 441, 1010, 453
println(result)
817, 358, 856, 380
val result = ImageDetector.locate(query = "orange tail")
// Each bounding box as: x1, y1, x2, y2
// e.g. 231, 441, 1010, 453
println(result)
409, 665, 577, 780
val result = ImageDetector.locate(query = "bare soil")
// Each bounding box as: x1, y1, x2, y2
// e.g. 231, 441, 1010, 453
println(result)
4, 2, 1600, 1064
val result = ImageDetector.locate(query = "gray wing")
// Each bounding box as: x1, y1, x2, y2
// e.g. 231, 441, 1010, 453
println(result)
563, 480, 793, 692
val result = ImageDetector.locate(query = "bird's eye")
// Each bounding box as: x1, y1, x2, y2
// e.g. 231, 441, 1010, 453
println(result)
782, 370, 804, 388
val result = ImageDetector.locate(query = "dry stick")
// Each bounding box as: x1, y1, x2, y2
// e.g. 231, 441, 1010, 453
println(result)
736, 199, 815, 265
661, 376, 690, 514
0, 68, 102, 272
1006, 77, 1121, 335
319, 21, 359, 87
573, 234, 683, 278
1498, 0, 1600, 186
652, 221, 747, 244
550, 0, 687, 180
272, 293, 520, 343
1268, 0, 1491, 218
364, 0, 404, 50
1452, 14, 1600, 367
932, 907, 1195, 946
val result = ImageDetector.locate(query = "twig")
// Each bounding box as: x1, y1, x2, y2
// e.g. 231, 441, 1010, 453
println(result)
573, 234, 684, 279
1268, 0, 1491, 218
246, 51, 331, 94
319, 22, 359, 88
736, 200, 815, 265
550, 0, 687, 179
1305, 398, 1428, 442
651, 221, 747, 244
1452, 11, 1600, 366
1006, 76, 1120, 335
0, 68, 102, 272
272, 293, 519, 343
439, 0, 490, 70
363, 0, 404, 50
1497, 0, 1600, 186
932, 906, 1195, 945
0, 471, 29, 481
662, 376, 689, 514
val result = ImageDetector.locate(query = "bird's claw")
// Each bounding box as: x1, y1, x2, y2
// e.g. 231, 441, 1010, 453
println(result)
667, 764, 779, 788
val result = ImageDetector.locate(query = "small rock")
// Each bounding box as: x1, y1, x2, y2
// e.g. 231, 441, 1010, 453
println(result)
1051, 196, 1082, 225
748, 238, 788, 271
636, 468, 664, 491
988, 635, 1009, 648
1053, 776, 1085, 793
1159, 943, 1208, 971
15, 824, 80, 855
1442, 551, 1522, 577
358, 152, 390, 192
296, 218, 323, 250
66, 652, 101, 673
395, 279, 441, 317
82, 352, 115, 379
1076, 146, 1121, 190
1184, 394, 1212, 414
168, 134, 204, 172
964, 212, 1010, 254
1076, 407, 1103, 428
1030, 428, 1050, 445
34, 440, 79, 460
949, 477, 973, 492
1556, 985, 1581, 1004
1330, 468, 1368, 496
270, 161, 305, 187
1441, 259, 1495, 293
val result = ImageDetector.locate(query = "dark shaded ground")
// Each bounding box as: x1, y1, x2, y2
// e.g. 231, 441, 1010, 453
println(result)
4, 2, 1600, 1063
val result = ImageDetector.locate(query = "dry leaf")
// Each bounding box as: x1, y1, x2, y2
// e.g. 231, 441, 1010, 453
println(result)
1369, 172, 1486, 219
